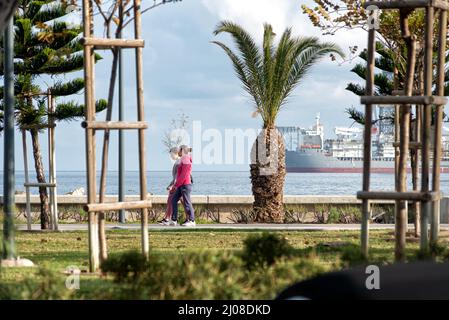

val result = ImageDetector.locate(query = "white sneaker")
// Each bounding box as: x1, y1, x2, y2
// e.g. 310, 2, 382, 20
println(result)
158, 219, 170, 226
181, 220, 196, 227
169, 220, 178, 226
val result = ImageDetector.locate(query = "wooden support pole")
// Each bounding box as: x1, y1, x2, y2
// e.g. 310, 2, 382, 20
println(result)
80, 37, 144, 49
47, 93, 53, 230
357, 191, 441, 202
134, 0, 150, 258
421, 6, 435, 252
392, 141, 421, 149
81, 121, 148, 130
84, 200, 152, 213
431, 8, 447, 245
50, 94, 58, 231
21, 130, 32, 231
360, 95, 447, 105
393, 68, 400, 193
51, 95, 58, 230
24, 182, 57, 188
83, 0, 99, 272
361, 27, 376, 258
47, 92, 58, 231
414, 103, 422, 237
395, 11, 416, 261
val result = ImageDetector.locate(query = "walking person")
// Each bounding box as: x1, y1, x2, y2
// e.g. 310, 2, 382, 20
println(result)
159, 146, 187, 226
171, 145, 195, 227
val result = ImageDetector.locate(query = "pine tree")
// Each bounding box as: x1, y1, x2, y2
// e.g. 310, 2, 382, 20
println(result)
0, 0, 106, 229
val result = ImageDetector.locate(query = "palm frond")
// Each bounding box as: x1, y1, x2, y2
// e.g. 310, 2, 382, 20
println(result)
213, 21, 263, 101
213, 21, 343, 128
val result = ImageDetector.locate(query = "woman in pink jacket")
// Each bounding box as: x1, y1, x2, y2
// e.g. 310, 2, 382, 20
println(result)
170, 145, 195, 227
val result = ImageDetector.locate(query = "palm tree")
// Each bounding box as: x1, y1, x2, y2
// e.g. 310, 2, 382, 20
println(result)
213, 21, 343, 222
0, 0, 106, 229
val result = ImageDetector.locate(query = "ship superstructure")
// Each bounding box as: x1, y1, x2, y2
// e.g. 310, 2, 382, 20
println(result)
279, 111, 449, 173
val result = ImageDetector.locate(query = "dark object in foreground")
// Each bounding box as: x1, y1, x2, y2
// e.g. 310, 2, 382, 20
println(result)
277, 261, 449, 299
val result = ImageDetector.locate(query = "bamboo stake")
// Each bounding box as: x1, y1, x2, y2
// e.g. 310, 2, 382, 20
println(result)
83, 0, 99, 272
22, 130, 32, 231
134, 0, 149, 258
361, 27, 376, 258
431, 8, 447, 245
421, 6, 435, 252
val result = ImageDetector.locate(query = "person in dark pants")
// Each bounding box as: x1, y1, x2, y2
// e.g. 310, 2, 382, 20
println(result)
171, 145, 195, 227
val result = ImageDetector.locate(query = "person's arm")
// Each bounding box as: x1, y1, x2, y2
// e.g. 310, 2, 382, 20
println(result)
174, 163, 184, 188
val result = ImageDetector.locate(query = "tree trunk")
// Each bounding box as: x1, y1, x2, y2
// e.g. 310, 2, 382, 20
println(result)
250, 127, 286, 222
30, 129, 50, 230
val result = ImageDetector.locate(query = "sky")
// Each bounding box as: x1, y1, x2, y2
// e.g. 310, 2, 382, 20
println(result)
1, 0, 368, 172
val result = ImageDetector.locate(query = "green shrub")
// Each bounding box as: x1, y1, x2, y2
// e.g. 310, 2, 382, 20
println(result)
241, 232, 293, 270
327, 207, 340, 224
415, 242, 448, 261
0, 268, 72, 300
101, 251, 149, 282
340, 244, 369, 267
94, 250, 330, 300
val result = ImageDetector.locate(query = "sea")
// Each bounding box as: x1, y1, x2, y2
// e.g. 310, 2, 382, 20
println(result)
1, 171, 449, 195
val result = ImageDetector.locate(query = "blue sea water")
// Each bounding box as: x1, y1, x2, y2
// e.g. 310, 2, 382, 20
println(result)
1, 171, 448, 195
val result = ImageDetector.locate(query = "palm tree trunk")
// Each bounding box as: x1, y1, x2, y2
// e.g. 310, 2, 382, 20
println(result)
30, 128, 50, 230
250, 127, 286, 222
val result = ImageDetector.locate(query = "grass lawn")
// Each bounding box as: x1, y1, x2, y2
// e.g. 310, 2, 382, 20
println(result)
1, 228, 447, 299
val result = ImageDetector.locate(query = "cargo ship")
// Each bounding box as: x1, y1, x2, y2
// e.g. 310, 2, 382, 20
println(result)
279, 111, 449, 173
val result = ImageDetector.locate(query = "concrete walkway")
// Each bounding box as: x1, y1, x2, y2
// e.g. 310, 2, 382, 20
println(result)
14, 223, 449, 231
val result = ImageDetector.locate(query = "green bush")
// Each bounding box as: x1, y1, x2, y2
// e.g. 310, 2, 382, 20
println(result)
241, 232, 293, 270
101, 251, 149, 282
415, 242, 449, 261
0, 268, 72, 300
94, 250, 329, 300
340, 244, 369, 267
327, 207, 340, 224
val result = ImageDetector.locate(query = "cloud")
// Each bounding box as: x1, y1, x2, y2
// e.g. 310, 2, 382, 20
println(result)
202, 0, 293, 39
202, 0, 367, 56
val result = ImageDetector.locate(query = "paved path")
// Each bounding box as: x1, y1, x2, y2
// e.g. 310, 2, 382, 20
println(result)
13, 223, 449, 232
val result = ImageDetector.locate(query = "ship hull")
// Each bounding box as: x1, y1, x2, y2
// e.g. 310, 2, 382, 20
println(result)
286, 150, 449, 173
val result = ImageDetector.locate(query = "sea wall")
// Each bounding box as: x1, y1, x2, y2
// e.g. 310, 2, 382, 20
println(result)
2, 194, 448, 224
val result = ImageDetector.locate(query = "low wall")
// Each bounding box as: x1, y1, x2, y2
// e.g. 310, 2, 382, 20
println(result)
2, 194, 447, 224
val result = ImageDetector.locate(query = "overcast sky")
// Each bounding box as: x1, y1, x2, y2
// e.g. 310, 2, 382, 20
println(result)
1, 0, 368, 172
